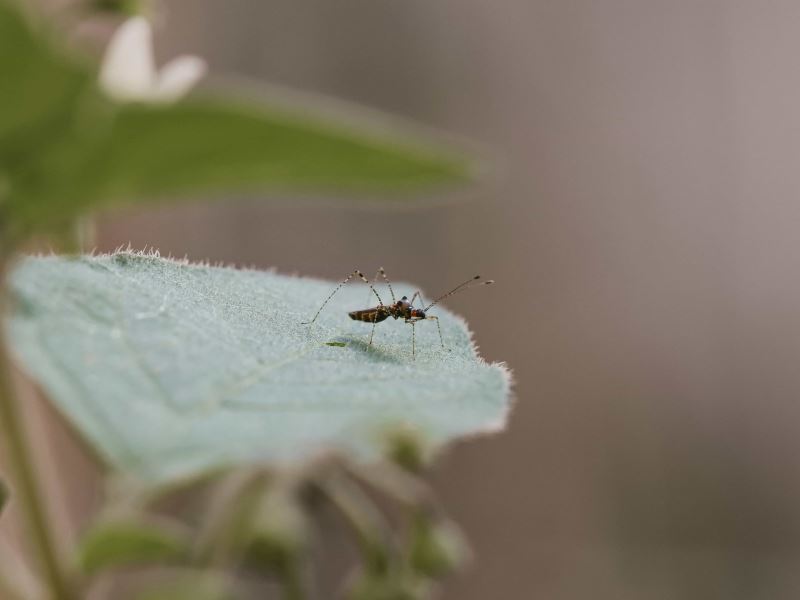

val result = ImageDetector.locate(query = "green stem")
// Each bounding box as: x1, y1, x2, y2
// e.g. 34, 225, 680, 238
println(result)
317, 472, 393, 574
192, 469, 267, 565
0, 536, 41, 600
276, 560, 304, 600
0, 576, 26, 600
0, 268, 73, 599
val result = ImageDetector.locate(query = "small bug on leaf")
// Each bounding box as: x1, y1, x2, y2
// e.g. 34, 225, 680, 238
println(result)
302, 268, 493, 359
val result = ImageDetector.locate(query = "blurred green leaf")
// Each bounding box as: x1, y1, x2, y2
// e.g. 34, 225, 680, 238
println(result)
7, 252, 510, 483
346, 569, 431, 600
86, 0, 149, 16
0, 0, 106, 247
320, 471, 393, 575
97, 99, 472, 195
0, 477, 8, 516
238, 484, 311, 599
0, 0, 475, 242
0, 1, 91, 153
8, 98, 473, 232
133, 573, 234, 600
243, 487, 309, 571
78, 519, 189, 575
384, 426, 431, 473
408, 514, 468, 578
192, 470, 269, 565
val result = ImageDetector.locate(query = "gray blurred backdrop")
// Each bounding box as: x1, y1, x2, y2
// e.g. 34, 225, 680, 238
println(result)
95, 1, 800, 598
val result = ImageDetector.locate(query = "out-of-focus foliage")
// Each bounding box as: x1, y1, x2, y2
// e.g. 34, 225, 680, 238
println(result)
346, 569, 431, 600
408, 513, 468, 578
69, 459, 467, 600
77, 518, 190, 575
0, 3, 90, 152
86, 0, 149, 16
239, 485, 309, 576
7, 252, 510, 483
132, 574, 235, 600
0, 0, 472, 246
0, 476, 7, 516
18, 99, 474, 226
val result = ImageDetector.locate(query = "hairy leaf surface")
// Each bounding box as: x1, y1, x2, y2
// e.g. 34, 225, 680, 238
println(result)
7, 253, 510, 483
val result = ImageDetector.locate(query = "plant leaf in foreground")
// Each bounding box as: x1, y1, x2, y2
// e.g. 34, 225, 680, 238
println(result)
6, 253, 510, 483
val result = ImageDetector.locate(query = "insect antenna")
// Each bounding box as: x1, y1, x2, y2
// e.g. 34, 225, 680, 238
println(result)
424, 275, 494, 311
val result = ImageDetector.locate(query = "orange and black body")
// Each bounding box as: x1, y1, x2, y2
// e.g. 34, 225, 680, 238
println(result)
349, 307, 392, 323
349, 298, 427, 324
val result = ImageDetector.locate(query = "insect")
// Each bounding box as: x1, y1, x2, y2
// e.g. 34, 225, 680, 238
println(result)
302, 268, 494, 359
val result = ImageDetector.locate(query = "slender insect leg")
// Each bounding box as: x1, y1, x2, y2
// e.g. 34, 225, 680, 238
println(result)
302, 269, 383, 325
409, 290, 445, 349
368, 317, 377, 349
365, 267, 396, 307
426, 315, 444, 348
364, 271, 377, 307
366, 270, 392, 349
406, 317, 425, 359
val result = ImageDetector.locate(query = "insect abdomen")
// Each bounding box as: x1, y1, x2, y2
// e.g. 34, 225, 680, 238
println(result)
349, 309, 390, 323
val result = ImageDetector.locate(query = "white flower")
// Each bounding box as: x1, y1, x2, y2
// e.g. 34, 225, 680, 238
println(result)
99, 17, 206, 103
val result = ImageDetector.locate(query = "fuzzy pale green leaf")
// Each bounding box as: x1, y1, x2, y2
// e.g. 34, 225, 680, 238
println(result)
6, 253, 510, 483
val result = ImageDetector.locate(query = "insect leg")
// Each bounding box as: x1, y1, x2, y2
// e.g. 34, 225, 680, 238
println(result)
411, 321, 416, 360
365, 267, 396, 307
427, 315, 444, 349
368, 317, 377, 349
377, 267, 396, 303
409, 290, 445, 350
409, 288, 428, 307
302, 269, 383, 325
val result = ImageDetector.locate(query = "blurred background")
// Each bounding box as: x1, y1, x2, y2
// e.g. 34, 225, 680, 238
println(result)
83, 0, 800, 598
